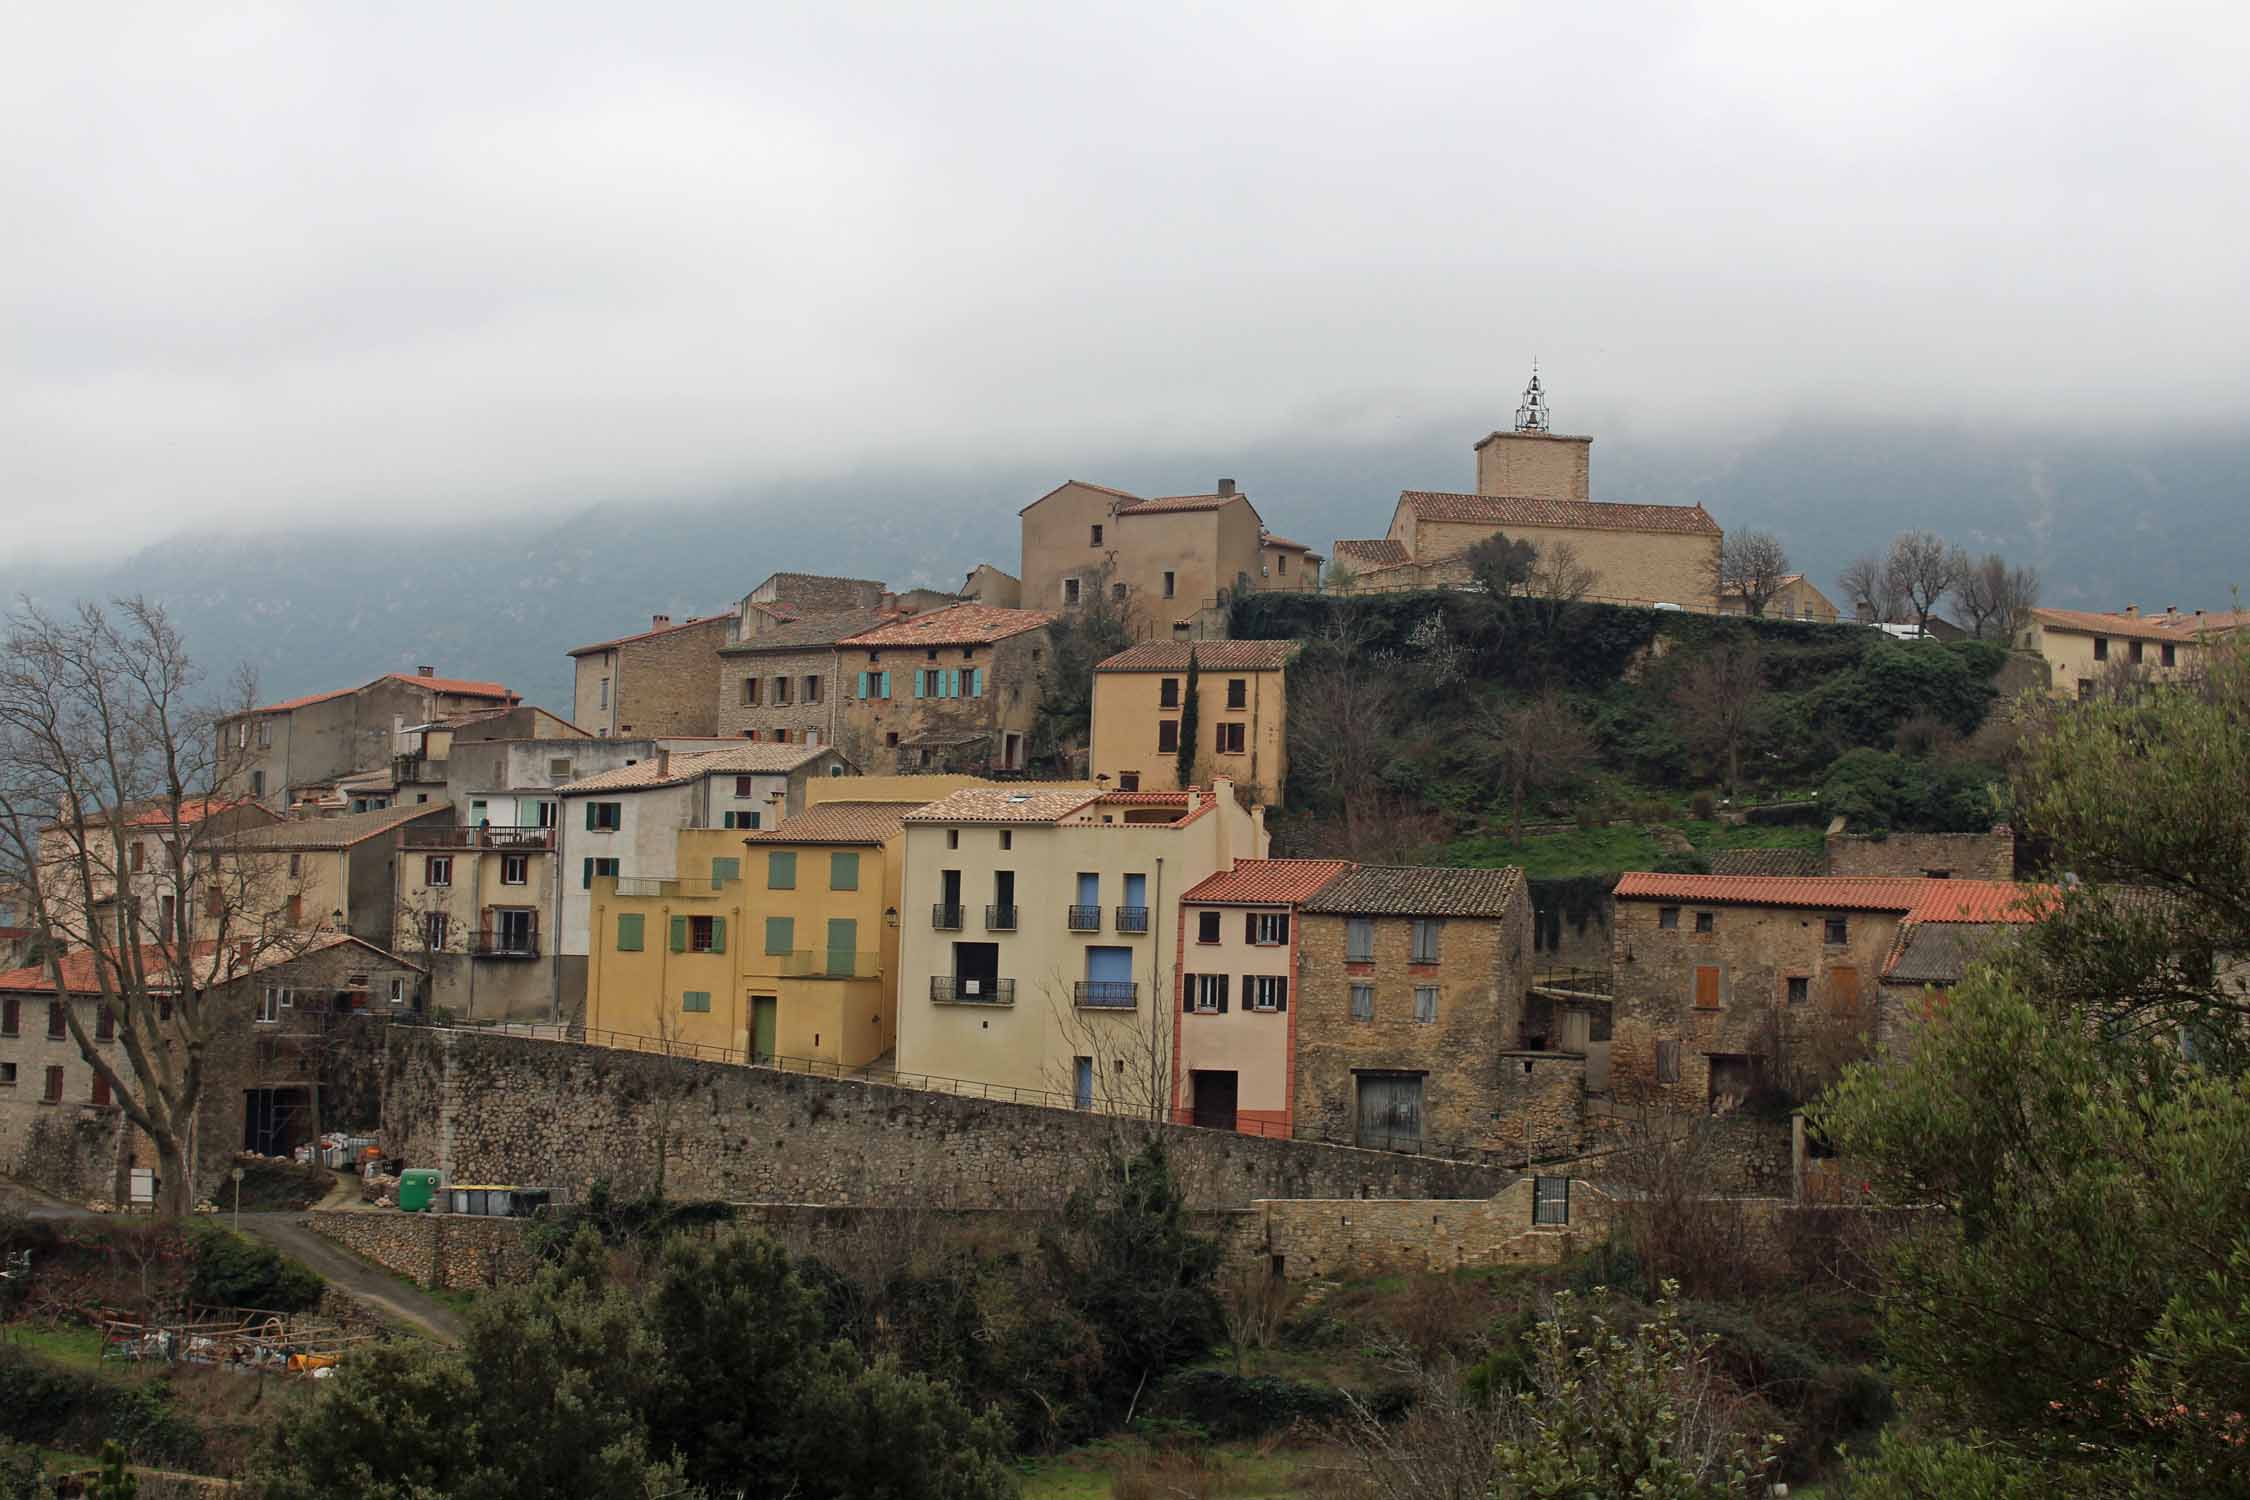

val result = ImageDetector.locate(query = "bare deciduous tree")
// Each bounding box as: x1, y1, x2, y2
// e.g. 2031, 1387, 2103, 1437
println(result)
1954, 552, 2041, 641
1523, 540, 1597, 632
0, 599, 300, 1218
1475, 691, 1594, 842
1836, 553, 1897, 623
1712, 529, 1792, 617
1882, 530, 1970, 634
1669, 642, 1765, 795
1464, 531, 1538, 598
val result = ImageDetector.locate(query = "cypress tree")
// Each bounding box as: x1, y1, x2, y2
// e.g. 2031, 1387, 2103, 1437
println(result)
1176, 647, 1201, 789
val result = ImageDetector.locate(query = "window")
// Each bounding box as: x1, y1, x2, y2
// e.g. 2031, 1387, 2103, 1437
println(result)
501, 854, 528, 886
47, 1002, 65, 1039
1118, 772, 1140, 792
1346, 917, 1374, 963
1828, 966, 1861, 1014
1162, 570, 1176, 598
765, 916, 795, 955
288, 851, 301, 878
2093, 636, 2108, 661
130, 842, 144, 871
804, 675, 822, 703
1247, 975, 1288, 1011
1197, 911, 1221, 943
998, 830, 1011, 851
886, 732, 899, 746
611, 912, 647, 951
1251, 912, 1289, 946
1658, 906, 1679, 930
257, 988, 282, 1024
1226, 678, 1246, 709
424, 911, 450, 950
1277, 552, 1288, 575
1694, 910, 1714, 934
0, 1063, 13, 1087
830, 852, 860, 891
1349, 983, 1375, 1021
1655, 1040, 1681, 1084
682, 990, 712, 1013
549, 757, 574, 778
1786, 976, 1809, 1005
96, 1006, 115, 1041
1090, 523, 1103, 546
1414, 985, 1438, 1023
0, 999, 14, 1036
734, 776, 758, 797
1160, 678, 1180, 708
257, 719, 273, 748
90, 1072, 112, 1108
1923, 868, 1952, 880
1187, 973, 1229, 1013
721, 810, 762, 830
1410, 919, 1440, 963
711, 856, 741, 885
767, 852, 797, 890
43, 1067, 63, 1104
1157, 721, 1179, 753
1533, 1176, 1571, 1226
1111, 582, 1127, 601
586, 801, 622, 832
774, 729, 790, 744
1063, 578, 1081, 606
250, 770, 264, 797
599, 677, 611, 709
1693, 965, 1722, 1008
581, 856, 618, 890
1824, 915, 1848, 944
1215, 722, 1245, 754
855, 670, 893, 700
2129, 639, 2145, 665
2162, 642, 2177, 668
389, 977, 406, 1004
678, 915, 726, 954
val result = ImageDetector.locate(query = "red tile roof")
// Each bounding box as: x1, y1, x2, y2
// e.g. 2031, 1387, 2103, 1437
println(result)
0, 932, 423, 996
1613, 873, 2048, 923
1095, 641, 1297, 673
1018, 479, 1143, 516
1400, 492, 1722, 537
1304, 864, 1526, 918
839, 604, 1056, 649
2027, 606, 2250, 644
737, 801, 910, 846
1183, 858, 1354, 906
1120, 493, 1245, 516
241, 673, 516, 717
1332, 539, 1410, 568
567, 613, 733, 657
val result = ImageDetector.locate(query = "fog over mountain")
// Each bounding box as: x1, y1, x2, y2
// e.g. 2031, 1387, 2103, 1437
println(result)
6, 413, 2243, 714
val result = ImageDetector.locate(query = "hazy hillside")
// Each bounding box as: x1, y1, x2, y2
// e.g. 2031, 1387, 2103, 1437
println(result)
5, 419, 2243, 713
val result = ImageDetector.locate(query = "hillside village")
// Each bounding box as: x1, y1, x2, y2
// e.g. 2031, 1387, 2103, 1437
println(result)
2, 374, 2244, 1496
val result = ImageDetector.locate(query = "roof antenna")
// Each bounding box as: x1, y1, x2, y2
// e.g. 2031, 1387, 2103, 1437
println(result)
1514, 359, 1550, 434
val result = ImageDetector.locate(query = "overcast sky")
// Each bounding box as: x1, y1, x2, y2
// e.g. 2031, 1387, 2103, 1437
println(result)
4, 1, 2244, 561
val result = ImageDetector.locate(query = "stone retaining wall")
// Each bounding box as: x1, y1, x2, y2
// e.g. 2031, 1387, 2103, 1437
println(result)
307, 1208, 529, 1290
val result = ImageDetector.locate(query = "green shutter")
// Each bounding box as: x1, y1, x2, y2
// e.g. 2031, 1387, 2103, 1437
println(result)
826, 917, 858, 974
708, 917, 726, 953
913, 670, 925, 699
711, 856, 740, 885
857, 670, 869, 698
616, 913, 644, 951
830, 852, 860, 891
582, 857, 594, 890
768, 851, 796, 889
669, 916, 687, 952
765, 916, 795, 955
682, 990, 711, 1013
879, 671, 890, 699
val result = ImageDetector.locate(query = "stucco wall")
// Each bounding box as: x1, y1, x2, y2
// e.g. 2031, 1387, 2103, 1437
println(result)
1172, 900, 1300, 1132
1472, 431, 1592, 501
1409, 518, 1719, 609
1090, 666, 1288, 806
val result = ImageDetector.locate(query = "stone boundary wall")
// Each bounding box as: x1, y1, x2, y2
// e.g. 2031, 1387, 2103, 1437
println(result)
381, 1027, 1516, 1211
307, 1208, 529, 1290
1825, 828, 2014, 880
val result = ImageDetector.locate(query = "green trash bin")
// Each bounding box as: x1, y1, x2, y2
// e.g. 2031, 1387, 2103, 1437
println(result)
397, 1169, 442, 1213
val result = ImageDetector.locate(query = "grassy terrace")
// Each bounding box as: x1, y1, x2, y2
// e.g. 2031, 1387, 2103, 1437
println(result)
1430, 817, 1824, 880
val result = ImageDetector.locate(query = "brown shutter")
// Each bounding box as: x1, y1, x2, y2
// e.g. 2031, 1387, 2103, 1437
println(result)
1829, 967, 1860, 1013
1273, 977, 1287, 1012
1183, 974, 1196, 1014
1244, 913, 1257, 943
1693, 966, 1721, 1008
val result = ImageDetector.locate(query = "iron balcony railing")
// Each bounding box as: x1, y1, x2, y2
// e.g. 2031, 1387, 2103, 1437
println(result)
1115, 905, 1150, 934
931, 976, 1013, 1005
985, 904, 1018, 932
776, 950, 882, 979
468, 928, 540, 959
1066, 904, 1102, 931
931, 903, 964, 930
1073, 980, 1138, 1009
403, 825, 555, 851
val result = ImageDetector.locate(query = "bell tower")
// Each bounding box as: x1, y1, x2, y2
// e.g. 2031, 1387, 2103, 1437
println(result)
1474, 363, 1592, 499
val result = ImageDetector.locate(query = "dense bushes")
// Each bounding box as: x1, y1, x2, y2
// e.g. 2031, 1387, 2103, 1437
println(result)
1145, 1369, 1354, 1439
185, 1226, 323, 1313
1818, 748, 2002, 832
0, 1346, 203, 1467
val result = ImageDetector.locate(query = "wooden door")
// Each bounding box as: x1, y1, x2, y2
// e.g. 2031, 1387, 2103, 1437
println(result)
750, 996, 777, 1063
1356, 1074, 1423, 1151
1191, 1070, 1239, 1131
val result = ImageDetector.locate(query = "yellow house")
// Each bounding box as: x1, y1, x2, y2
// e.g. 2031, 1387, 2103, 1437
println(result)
1717, 573, 1841, 624
1089, 641, 1295, 807
2018, 604, 2246, 699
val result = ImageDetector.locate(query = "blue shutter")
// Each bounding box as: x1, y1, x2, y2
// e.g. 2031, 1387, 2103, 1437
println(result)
856, 671, 869, 699
913, 671, 925, 699
879, 671, 891, 699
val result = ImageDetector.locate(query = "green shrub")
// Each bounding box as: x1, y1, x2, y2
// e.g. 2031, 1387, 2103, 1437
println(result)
186, 1226, 323, 1312
1146, 1369, 1354, 1439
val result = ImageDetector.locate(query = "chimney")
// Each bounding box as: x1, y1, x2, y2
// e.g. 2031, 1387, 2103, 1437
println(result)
2166, 605, 2178, 619
416, 665, 434, 677
2123, 604, 2138, 618
1216, 478, 1236, 497
655, 748, 670, 776
2196, 608, 2207, 628
651, 614, 671, 630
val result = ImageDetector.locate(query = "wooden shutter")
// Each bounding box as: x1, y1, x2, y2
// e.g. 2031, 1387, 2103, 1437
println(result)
585, 801, 598, 831
92, 1072, 111, 1107
669, 916, 688, 952
766, 916, 794, 955
708, 917, 726, 954
2, 999, 15, 1035
1829, 966, 1860, 1013
1275, 913, 1289, 944
1183, 974, 1196, 1013
1244, 913, 1257, 943
1693, 966, 1721, 1008
1273, 977, 1287, 1012
617, 913, 644, 951
1216, 975, 1229, 1014
879, 671, 890, 698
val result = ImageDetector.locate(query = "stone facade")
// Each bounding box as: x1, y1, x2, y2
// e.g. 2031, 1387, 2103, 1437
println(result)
218, 671, 520, 807
1472, 428, 1592, 501
308, 1208, 529, 1290
570, 614, 737, 738
833, 619, 1049, 774
1249, 1175, 1612, 1281
717, 641, 845, 745
381, 1027, 1514, 1211
1825, 828, 2013, 880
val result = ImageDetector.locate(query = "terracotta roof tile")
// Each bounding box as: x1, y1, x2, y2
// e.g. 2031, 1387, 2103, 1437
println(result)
1332, 539, 1410, 567
1120, 493, 1244, 515
1018, 479, 1144, 516
1183, 858, 1354, 906
903, 787, 1100, 825
1260, 533, 1316, 553
567, 613, 734, 657
1706, 848, 1827, 878
719, 609, 897, 654
557, 744, 836, 796
1613, 873, 2048, 923
0, 932, 424, 995
1095, 641, 1297, 673
1303, 864, 1525, 918
2027, 606, 2250, 644
226, 801, 451, 851
240, 672, 517, 717
839, 604, 1056, 649
1400, 491, 1722, 537
737, 801, 909, 846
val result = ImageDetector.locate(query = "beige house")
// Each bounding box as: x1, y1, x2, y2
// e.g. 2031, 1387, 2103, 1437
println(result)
715, 608, 894, 747
1170, 858, 1352, 1136
1090, 640, 1295, 806
834, 604, 1055, 774
1019, 478, 1284, 639
569, 612, 739, 738
1718, 574, 1842, 623
219, 801, 455, 952
894, 780, 1266, 1109
2017, 604, 2247, 699
218, 669, 520, 808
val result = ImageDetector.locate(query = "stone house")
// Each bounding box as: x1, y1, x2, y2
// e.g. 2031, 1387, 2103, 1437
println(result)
568, 612, 739, 738
1293, 865, 1540, 1156
1090, 640, 1295, 806
715, 608, 894, 746
218, 668, 520, 807
1717, 573, 1842, 623
1020, 478, 1291, 640
735, 572, 890, 639
1170, 858, 1353, 1136
959, 563, 1023, 607
1824, 826, 2015, 880
32, 797, 280, 959
2017, 604, 2247, 700
895, 780, 1266, 1109
834, 604, 1056, 773
219, 801, 456, 951
0, 933, 421, 1204
1607, 872, 2045, 1113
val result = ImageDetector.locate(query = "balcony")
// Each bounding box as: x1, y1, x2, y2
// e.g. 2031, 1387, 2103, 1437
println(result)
932, 903, 964, 930
778, 950, 881, 979
1115, 905, 1150, 935
1066, 904, 1102, 932
1073, 980, 1138, 1010
403, 825, 555, 851
469, 928, 540, 959
985, 903, 1019, 932
931, 975, 1013, 1005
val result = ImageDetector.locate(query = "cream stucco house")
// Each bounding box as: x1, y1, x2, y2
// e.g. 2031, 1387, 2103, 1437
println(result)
1089, 640, 1295, 807
2018, 604, 2246, 699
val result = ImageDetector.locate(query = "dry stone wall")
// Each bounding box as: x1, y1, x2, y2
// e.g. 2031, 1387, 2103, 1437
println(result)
381, 1027, 1513, 1210
307, 1207, 528, 1290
